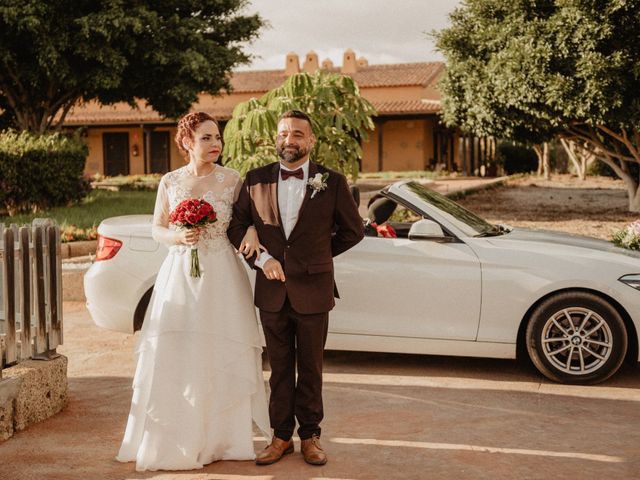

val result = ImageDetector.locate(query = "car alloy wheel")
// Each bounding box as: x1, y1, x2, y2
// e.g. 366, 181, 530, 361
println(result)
526, 291, 627, 384
540, 307, 613, 375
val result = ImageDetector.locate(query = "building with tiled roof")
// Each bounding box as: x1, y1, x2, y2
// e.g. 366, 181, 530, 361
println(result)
65, 50, 488, 176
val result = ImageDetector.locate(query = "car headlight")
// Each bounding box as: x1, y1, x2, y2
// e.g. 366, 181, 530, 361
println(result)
619, 274, 640, 290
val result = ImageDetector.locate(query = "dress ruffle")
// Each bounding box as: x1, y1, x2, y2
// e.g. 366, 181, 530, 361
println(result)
117, 243, 271, 471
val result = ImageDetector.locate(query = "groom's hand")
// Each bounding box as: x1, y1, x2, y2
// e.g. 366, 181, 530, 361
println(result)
238, 226, 265, 259
263, 258, 286, 282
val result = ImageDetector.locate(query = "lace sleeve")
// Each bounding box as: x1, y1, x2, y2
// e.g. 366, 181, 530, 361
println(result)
152, 176, 181, 246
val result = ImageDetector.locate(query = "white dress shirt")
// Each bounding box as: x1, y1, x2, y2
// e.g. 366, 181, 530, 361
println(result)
254, 161, 309, 270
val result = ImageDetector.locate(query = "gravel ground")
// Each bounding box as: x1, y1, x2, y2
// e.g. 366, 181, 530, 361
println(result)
456, 174, 638, 241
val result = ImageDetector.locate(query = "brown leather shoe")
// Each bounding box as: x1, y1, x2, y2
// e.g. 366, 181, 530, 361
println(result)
255, 437, 294, 465
301, 434, 327, 465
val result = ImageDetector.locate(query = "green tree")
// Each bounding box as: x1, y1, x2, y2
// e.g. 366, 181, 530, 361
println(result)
435, 0, 560, 178
222, 72, 376, 180
435, 0, 640, 210
0, 0, 263, 133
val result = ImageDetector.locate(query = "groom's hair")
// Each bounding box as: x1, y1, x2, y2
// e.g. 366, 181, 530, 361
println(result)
279, 110, 313, 132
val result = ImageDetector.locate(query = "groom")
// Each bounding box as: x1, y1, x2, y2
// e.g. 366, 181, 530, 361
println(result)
228, 110, 364, 466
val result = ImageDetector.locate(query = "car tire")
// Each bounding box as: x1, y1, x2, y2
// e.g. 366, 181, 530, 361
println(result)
133, 287, 153, 332
526, 291, 627, 384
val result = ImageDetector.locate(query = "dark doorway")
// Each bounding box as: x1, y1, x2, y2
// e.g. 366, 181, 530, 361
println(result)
149, 131, 170, 173
103, 133, 129, 176
433, 127, 455, 171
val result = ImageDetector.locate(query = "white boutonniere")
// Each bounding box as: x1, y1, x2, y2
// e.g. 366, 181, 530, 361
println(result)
308, 172, 329, 198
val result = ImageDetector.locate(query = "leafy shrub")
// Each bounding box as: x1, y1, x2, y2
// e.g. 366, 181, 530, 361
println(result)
91, 173, 161, 191
612, 220, 640, 251
588, 159, 640, 178
0, 130, 90, 215
223, 72, 376, 179
60, 224, 98, 243
496, 143, 538, 174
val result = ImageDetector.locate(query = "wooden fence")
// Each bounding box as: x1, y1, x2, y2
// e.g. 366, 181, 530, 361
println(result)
0, 220, 63, 379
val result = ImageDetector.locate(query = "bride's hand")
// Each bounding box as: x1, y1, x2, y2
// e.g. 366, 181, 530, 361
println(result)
179, 229, 199, 246
239, 226, 265, 259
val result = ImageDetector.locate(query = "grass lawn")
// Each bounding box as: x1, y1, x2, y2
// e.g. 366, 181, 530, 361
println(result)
0, 189, 157, 230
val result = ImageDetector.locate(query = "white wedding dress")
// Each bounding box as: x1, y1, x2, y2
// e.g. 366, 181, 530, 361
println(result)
116, 165, 271, 472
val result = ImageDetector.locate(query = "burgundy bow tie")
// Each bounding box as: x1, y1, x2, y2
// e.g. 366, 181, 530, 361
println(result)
280, 168, 304, 180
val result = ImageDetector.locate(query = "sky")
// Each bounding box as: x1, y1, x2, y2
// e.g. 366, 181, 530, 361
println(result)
237, 0, 462, 71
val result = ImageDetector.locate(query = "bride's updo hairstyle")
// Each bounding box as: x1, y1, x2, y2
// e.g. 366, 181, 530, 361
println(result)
175, 111, 219, 157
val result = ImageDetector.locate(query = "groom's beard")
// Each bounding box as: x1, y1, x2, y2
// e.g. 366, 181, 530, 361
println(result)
277, 144, 309, 163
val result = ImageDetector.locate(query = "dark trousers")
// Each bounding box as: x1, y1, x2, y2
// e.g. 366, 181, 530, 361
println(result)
259, 296, 329, 441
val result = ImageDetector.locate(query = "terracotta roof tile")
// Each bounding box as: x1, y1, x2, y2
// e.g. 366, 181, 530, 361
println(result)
64, 108, 165, 125
372, 99, 442, 115
342, 62, 443, 88
228, 62, 444, 92
64, 99, 440, 125
64, 104, 235, 125
228, 70, 288, 93
64, 61, 445, 125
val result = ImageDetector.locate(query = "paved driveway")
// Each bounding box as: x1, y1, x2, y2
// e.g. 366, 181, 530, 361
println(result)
1, 301, 639, 479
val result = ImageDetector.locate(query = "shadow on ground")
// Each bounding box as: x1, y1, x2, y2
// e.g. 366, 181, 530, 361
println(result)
2, 351, 639, 480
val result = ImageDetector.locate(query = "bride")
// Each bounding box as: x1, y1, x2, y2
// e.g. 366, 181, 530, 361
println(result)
116, 112, 271, 471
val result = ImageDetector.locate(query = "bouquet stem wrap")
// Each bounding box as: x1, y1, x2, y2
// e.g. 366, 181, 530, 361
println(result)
190, 246, 201, 277
169, 198, 218, 278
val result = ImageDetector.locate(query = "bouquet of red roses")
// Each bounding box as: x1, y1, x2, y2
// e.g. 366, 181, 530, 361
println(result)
169, 198, 217, 277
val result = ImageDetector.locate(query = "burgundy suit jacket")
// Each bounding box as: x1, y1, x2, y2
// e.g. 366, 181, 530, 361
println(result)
228, 161, 364, 314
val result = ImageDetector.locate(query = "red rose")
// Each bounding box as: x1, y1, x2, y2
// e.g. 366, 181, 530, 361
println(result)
170, 198, 217, 228
169, 198, 218, 278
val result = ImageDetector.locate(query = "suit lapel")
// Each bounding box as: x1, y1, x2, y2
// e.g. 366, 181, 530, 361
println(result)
288, 161, 318, 241
269, 162, 286, 238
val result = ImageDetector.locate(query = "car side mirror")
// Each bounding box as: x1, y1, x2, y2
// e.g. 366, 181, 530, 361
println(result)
408, 219, 452, 242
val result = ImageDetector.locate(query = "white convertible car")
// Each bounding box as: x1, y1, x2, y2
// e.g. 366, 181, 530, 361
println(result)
84, 181, 640, 384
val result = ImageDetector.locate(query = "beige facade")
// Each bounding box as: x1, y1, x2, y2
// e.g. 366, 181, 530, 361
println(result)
82, 126, 182, 176
363, 118, 437, 172
65, 50, 489, 177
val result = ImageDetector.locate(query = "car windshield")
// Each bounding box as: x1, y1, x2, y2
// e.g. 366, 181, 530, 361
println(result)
398, 182, 500, 237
